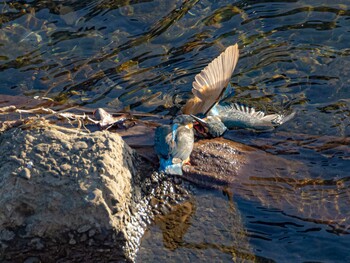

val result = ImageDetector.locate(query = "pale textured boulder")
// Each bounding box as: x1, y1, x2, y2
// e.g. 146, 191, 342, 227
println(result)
0, 127, 144, 262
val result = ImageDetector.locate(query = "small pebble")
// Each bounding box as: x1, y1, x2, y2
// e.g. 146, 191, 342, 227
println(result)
50, 169, 60, 177
80, 233, 87, 242
73, 141, 88, 150
88, 228, 96, 237
0, 229, 15, 241
60, 163, 71, 171
23, 257, 41, 263
26, 161, 33, 169
29, 238, 44, 250
19, 168, 31, 180
77, 224, 91, 233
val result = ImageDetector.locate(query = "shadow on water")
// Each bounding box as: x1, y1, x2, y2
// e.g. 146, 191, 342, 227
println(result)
1, 0, 350, 262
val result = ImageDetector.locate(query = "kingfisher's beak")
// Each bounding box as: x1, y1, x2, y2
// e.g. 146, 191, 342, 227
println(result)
190, 114, 209, 135
190, 114, 207, 126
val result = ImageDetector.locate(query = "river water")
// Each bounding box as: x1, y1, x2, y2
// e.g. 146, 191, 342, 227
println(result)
1, 0, 349, 262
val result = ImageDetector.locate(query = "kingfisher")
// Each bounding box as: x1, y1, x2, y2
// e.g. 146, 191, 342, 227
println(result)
154, 115, 194, 175
182, 43, 295, 137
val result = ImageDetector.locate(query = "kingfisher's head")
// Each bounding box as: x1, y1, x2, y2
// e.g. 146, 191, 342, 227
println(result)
191, 115, 227, 138
173, 114, 195, 128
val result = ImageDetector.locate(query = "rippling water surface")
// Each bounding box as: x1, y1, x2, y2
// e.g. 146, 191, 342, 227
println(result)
1, 0, 349, 262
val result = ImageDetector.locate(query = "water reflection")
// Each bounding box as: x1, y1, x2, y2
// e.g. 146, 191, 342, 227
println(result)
139, 192, 266, 262
1, 0, 349, 133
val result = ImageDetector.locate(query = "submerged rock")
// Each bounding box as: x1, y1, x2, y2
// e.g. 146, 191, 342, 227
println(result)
182, 138, 350, 232
183, 137, 307, 188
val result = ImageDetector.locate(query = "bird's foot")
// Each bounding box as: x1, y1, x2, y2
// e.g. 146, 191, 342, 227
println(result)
183, 158, 191, 166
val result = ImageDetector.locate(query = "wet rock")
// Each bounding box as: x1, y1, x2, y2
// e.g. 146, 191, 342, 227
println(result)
23, 257, 41, 263
183, 137, 308, 189
0, 125, 195, 262
0, 230, 15, 241
29, 238, 44, 250
180, 137, 350, 231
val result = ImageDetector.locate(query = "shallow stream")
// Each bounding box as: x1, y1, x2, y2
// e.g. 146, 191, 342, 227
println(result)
1, 0, 349, 262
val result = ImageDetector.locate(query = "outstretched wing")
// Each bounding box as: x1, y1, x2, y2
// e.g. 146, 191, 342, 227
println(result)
215, 103, 296, 131
183, 44, 239, 115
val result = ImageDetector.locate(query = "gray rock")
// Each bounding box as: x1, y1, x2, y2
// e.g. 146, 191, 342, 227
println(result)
29, 238, 44, 250
77, 224, 91, 233
0, 230, 15, 241
0, 127, 145, 262
0, 125, 197, 263
23, 257, 41, 263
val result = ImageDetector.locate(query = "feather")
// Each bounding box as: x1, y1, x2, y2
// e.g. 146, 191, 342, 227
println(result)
210, 103, 295, 131
155, 125, 172, 158
183, 44, 239, 115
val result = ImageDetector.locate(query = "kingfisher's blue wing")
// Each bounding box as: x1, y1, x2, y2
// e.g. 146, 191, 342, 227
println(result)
154, 125, 172, 159
155, 124, 185, 160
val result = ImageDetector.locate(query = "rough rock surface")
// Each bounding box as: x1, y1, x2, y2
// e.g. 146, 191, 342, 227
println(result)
0, 127, 145, 262
6, 125, 344, 262
0, 126, 192, 262
183, 137, 308, 188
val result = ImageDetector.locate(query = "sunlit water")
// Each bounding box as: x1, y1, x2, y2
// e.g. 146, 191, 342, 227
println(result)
1, 0, 349, 262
